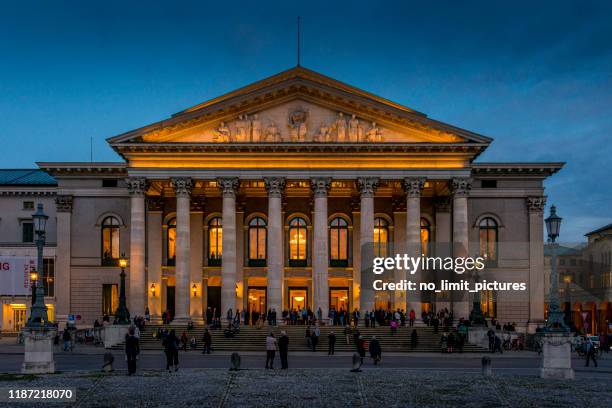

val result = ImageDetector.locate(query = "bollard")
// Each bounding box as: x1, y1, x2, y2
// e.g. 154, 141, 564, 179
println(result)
350, 353, 362, 372
102, 352, 114, 372
481, 356, 492, 377
230, 352, 241, 371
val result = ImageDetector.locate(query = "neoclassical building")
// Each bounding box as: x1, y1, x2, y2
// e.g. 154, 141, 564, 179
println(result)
1, 67, 563, 332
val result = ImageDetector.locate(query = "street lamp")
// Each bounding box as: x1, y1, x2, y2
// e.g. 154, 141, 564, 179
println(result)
470, 270, 486, 326
26, 204, 51, 328
114, 254, 130, 324
30, 270, 38, 306
545, 205, 568, 331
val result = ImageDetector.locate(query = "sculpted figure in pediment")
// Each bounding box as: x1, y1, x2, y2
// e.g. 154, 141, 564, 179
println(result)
334, 112, 347, 142
251, 114, 262, 142
214, 122, 231, 143
264, 120, 281, 142
366, 122, 383, 142
348, 114, 360, 142
288, 109, 308, 142
314, 123, 330, 142
235, 114, 250, 142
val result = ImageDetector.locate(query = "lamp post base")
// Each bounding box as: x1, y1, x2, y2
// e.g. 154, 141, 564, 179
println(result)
540, 332, 574, 380
21, 327, 56, 374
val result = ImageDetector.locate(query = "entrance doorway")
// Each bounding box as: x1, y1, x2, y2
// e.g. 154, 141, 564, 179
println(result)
288, 287, 308, 310
207, 286, 221, 318
329, 287, 349, 312
166, 286, 175, 321
247, 287, 267, 314
13, 305, 26, 332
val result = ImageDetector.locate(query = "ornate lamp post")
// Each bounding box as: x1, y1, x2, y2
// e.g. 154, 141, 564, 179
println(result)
30, 270, 38, 307
114, 255, 130, 325
26, 204, 51, 328
470, 271, 486, 326
545, 205, 567, 332
563, 275, 573, 329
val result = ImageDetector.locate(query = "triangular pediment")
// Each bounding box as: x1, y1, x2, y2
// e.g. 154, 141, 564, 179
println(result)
108, 66, 492, 147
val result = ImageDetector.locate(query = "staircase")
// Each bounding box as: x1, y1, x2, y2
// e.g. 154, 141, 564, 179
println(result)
111, 324, 488, 353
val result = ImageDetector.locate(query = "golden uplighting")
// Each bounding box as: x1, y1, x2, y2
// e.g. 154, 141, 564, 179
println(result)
30, 271, 38, 282
118, 256, 128, 269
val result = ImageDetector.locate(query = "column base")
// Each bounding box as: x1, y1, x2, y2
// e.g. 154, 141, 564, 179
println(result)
21, 328, 56, 374
171, 315, 191, 324
540, 332, 575, 380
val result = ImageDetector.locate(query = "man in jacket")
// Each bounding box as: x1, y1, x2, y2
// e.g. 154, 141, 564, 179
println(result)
278, 331, 289, 369
125, 327, 140, 375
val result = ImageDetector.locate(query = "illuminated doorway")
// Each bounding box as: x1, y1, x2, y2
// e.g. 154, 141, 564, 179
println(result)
375, 292, 391, 310
12, 305, 26, 332
329, 287, 349, 312
288, 287, 308, 310
248, 287, 267, 314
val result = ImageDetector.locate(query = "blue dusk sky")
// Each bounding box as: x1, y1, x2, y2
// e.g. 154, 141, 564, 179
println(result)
0, 1, 610, 242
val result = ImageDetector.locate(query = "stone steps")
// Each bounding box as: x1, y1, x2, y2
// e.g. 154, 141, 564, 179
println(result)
111, 324, 487, 352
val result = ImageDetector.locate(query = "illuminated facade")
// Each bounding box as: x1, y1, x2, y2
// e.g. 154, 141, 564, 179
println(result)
1, 67, 564, 331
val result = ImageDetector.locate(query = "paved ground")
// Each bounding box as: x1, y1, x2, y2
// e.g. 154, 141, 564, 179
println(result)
1, 368, 610, 407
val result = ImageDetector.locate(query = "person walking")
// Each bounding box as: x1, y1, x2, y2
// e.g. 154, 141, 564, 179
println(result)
279, 330, 289, 369
357, 335, 366, 364
369, 336, 382, 365
409, 309, 416, 327
585, 337, 598, 367
312, 325, 321, 352
62, 327, 72, 352
164, 329, 180, 372
328, 331, 336, 355
125, 327, 140, 375
410, 329, 418, 350
265, 332, 277, 369
202, 328, 212, 354
344, 325, 351, 345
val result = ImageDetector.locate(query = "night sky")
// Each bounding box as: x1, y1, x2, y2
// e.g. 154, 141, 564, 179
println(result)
1, 1, 610, 242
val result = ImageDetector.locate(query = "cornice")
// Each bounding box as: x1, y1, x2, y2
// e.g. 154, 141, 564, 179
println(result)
37, 162, 127, 177
472, 162, 564, 177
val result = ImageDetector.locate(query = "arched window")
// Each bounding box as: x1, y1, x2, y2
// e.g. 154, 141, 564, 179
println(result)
101, 216, 120, 266
479, 217, 498, 265
248, 216, 267, 266
208, 217, 222, 266
166, 218, 176, 266
330, 217, 349, 267
373, 217, 389, 258
420, 218, 431, 256
289, 217, 307, 267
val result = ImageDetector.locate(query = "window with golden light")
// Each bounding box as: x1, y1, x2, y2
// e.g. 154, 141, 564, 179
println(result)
248, 217, 267, 265
330, 217, 349, 266
208, 217, 222, 265
101, 216, 120, 266
420, 218, 431, 256
167, 218, 176, 266
289, 217, 307, 261
373, 217, 388, 258
479, 217, 498, 265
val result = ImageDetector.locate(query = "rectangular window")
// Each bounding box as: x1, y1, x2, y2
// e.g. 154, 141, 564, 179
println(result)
102, 179, 118, 188
102, 284, 119, 316
22, 222, 34, 243
481, 180, 497, 188
43, 258, 55, 297
23, 201, 34, 210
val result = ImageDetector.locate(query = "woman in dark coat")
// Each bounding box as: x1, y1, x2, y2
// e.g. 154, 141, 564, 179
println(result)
164, 329, 180, 372
125, 327, 140, 375
369, 336, 382, 365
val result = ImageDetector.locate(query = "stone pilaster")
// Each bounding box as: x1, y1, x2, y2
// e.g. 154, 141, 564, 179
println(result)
403, 177, 425, 318
172, 177, 192, 322
264, 177, 285, 316
311, 177, 331, 320
357, 177, 379, 314
54, 195, 73, 323
126, 177, 148, 317
218, 177, 239, 322
527, 196, 547, 331
451, 177, 472, 320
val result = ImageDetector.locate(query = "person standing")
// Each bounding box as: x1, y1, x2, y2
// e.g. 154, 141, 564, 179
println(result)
125, 327, 140, 375
357, 335, 366, 364
328, 331, 336, 355
278, 330, 289, 369
62, 327, 72, 352
369, 335, 382, 365
312, 325, 321, 352
164, 329, 180, 372
585, 337, 598, 367
411, 329, 418, 350
202, 328, 212, 354
409, 309, 416, 327
265, 332, 277, 369
344, 325, 352, 345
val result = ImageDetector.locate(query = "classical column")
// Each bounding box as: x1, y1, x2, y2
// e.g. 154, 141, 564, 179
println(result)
146, 196, 164, 323
357, 177, 379, 314
451, 177, 472, 320
55, 195, 73, 323
190, 196, 205, 323
527, 196, 547, 332
265, 177, 285, 316
351, 196, 361, 311
172, 177, 192, 323
218, 177, 239, 322
311, 177, 331, 321
126, 177, 147, 317
403, 177, 425, 319
434, 197, 452, 311
392, 197, 407, 312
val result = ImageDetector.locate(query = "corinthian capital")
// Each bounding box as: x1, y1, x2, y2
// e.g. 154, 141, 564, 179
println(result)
311, 177, 331, 198
126, 177, 148, 196
171, 177, 193, 197
55, 195, 73, 213
526, 196, 547, 213
357, 177, 379, 198
217, 177, 240, 198
451, 177, 472, 197
264, 177, 286, 198
402, 177, 426, 198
